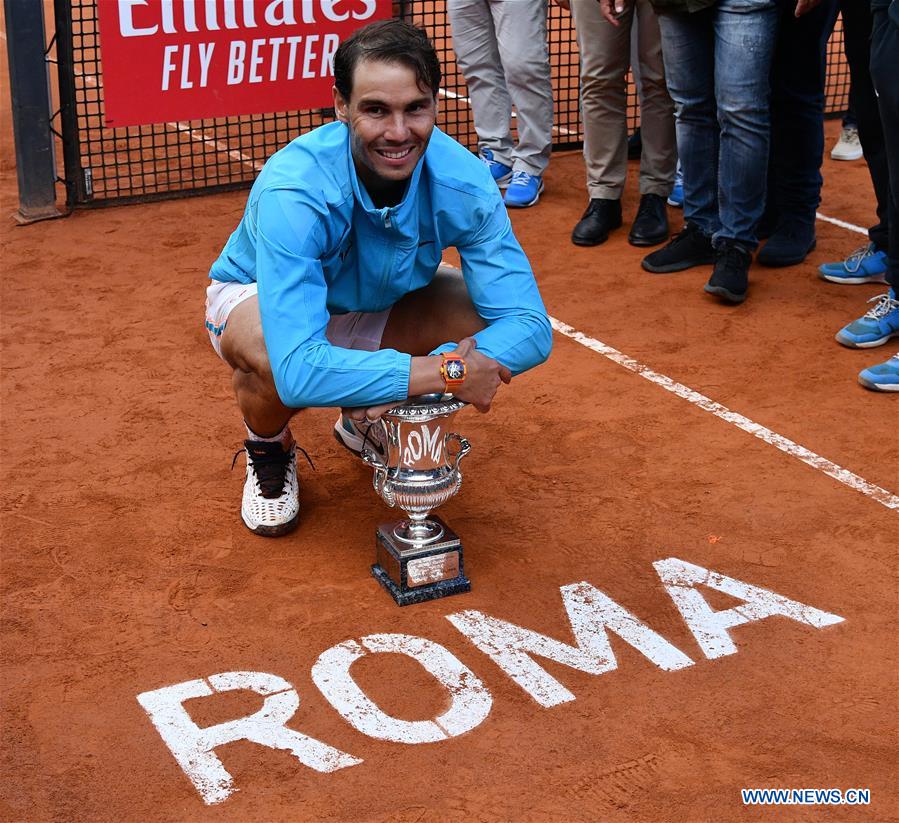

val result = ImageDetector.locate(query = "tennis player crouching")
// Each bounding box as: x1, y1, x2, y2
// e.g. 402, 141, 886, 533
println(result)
205, 19, 552, 537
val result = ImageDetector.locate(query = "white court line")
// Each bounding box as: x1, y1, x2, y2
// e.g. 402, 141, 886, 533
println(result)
549, 316, 899, 512
815, 211, 868, 236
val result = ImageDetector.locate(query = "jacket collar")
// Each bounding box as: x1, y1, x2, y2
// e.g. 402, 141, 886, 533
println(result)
344, 124, 427, 227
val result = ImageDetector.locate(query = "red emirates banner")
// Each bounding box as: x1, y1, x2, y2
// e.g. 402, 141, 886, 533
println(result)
96, 0, 392, 127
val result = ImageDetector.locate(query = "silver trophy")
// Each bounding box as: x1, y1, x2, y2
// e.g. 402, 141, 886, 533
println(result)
361, 394, 471, 606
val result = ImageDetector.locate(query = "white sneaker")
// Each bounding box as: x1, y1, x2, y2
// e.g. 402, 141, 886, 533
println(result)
830, 125, 863, 161
240, 439, 300, 536
333, 414, 387, 462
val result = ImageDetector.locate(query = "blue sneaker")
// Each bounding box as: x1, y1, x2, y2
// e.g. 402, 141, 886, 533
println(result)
858, 353, 899, 392
480, 148, 513, 188
835, 289, 899, 348
667, 164, 683, 208
818, 243, 888, 284
504, 170, 544, 208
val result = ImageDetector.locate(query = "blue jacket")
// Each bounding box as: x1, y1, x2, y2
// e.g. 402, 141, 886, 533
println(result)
209, 122, 552, 408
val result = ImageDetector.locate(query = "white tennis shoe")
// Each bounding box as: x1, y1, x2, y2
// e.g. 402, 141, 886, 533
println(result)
239, 439, 300, 536
830, 125, 863, 161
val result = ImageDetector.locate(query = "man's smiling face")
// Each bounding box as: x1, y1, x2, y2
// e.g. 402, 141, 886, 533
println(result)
333, 58, 437, 198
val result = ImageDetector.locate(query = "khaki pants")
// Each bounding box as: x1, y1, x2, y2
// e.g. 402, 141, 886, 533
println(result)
571, 0, 676, 200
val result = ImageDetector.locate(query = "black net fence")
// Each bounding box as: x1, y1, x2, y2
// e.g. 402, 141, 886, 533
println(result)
825, 13, 851, 116
51, 0, 851, 208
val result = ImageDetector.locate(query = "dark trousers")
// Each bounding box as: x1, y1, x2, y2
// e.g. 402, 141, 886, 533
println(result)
841, 0, 890, 252
765, 0, 839, 229
869, 5, 899, 289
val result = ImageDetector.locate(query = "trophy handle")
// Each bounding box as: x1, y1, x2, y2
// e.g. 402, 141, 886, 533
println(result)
362, 449, 396, 507
445, 433, 470, 472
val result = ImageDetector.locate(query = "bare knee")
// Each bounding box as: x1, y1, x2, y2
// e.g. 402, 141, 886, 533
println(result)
219, 297, 294, 430
220, 297, 273, 379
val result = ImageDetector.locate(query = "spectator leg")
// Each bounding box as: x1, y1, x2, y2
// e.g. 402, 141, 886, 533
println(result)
570, 0, 632, 199
446, 0, 515, 165
658, 7, 720, 237
490, 0, 555, 176
634, 0, 677, 198
841, 0, 890, 252
869, 7, 899, 290
766, 0, 838, 230
713, 0, 777, 249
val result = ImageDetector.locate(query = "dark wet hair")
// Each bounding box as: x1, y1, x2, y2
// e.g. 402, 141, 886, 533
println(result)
334, 19, 441, 101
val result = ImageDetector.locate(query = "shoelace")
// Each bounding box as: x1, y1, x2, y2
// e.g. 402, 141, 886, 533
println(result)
353, 418, 386, 459
231, 441, 315, 498
863, 292, 899, 320
671, 223, 702, 246
509, 170, 531, 187
844, 243, 876, 273
481, 151, 503, 170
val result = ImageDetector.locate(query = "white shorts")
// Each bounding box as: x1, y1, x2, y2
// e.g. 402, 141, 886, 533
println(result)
204, 280, 391, 359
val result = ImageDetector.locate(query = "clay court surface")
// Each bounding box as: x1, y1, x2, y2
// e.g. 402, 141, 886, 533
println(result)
3, 34, 899, 823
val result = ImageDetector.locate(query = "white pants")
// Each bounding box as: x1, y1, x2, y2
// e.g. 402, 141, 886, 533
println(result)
447, 0, 554, 175
204, 280, 391, 360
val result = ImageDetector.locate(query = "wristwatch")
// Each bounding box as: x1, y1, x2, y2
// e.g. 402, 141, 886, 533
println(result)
440, 353, 467, 393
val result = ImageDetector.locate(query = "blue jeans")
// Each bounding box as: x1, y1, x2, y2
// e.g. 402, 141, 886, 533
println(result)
658, 0, 777, 250
766, 0, 839, 229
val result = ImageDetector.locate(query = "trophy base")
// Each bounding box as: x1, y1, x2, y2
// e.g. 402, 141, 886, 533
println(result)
371, 515, 471, 606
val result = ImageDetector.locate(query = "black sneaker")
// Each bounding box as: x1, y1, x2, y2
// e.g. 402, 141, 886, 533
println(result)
571, 198, 622, 246
641, 222, 715, 273
704, 242, 752, 304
